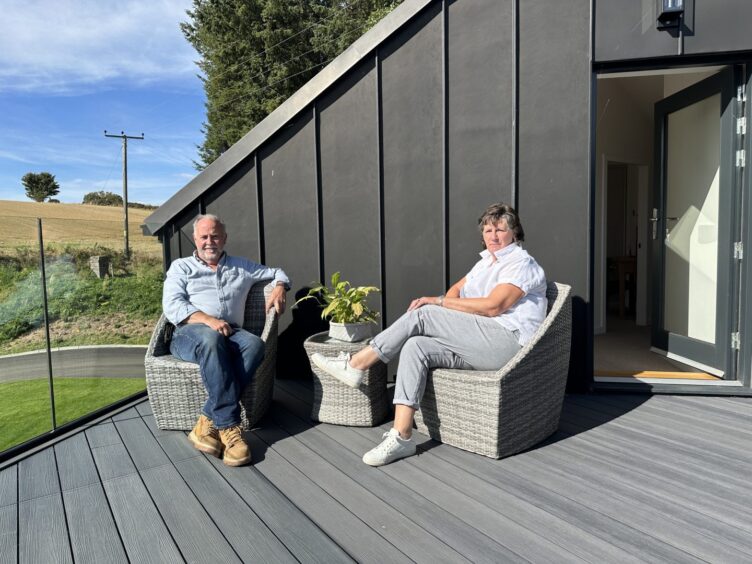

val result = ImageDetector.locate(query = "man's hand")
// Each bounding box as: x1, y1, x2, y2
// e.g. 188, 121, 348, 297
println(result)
266, 283, 287, 315
187, 312, 234, 336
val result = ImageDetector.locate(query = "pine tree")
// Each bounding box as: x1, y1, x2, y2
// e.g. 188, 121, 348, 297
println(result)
182, 0, 403, 169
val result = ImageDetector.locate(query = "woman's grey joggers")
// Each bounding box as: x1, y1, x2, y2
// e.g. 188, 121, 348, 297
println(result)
370, 305, 521, 409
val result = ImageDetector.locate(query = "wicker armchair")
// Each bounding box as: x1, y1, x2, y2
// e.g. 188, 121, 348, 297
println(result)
414, 282, 572, 459
145, 280, 279, 430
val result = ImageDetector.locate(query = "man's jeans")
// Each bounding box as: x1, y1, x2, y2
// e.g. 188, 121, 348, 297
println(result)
170, 323, 265, 429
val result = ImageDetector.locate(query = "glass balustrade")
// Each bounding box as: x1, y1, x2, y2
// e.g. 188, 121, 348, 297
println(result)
0, 213, 162, 456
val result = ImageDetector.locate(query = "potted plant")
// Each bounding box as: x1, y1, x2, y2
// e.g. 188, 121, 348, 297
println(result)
298, 272, 380, 342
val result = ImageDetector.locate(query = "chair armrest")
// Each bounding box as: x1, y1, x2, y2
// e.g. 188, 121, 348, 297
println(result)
146, 314, 171, 358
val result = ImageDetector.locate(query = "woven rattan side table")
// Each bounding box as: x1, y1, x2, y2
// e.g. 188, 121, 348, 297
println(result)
303, 331, 388, 426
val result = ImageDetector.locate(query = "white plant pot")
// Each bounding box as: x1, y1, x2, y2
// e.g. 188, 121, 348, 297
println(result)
328, 321, 377, 342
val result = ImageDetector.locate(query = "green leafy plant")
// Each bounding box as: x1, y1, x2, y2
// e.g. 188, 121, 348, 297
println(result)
298, 272, 380, 324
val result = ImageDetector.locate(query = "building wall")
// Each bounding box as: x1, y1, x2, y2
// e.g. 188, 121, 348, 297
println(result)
594, 0, 752, 62
160, 0, 594, 389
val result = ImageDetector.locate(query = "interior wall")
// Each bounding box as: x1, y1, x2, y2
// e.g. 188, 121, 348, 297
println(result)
594, 76, 658, 333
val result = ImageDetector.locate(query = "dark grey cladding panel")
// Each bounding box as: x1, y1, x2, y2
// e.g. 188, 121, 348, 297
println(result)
447, 0, 515, 284
518, 0, 590, 297
166, 203, 201, 265
381, 2, 444, 324
203, 158, 260, 262
168, 226, 180, 267
318, 59, 382, 316
685, 0, 752, 54
594, 0, 678, 62
259, 111, 318, 332
143, 0, 434, 236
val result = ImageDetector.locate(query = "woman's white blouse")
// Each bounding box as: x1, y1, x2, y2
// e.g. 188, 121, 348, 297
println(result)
460, 243, 547, 345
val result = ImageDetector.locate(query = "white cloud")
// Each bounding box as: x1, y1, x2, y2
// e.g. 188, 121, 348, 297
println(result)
0, 150, 37, 164
0, 0, 197, 92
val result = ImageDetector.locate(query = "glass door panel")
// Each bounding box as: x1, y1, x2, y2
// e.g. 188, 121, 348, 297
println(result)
663, 93, 720, 344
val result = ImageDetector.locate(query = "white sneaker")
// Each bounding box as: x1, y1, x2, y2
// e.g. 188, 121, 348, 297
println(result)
362, 428, 416, 466
311, 352, 365, 388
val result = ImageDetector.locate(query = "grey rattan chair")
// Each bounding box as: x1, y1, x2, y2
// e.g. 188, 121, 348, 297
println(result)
145, 280, 278, 430
414, 281, 572, 459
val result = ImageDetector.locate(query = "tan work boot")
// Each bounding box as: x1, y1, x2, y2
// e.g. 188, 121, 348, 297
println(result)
188, 415, 222, 458
219, 425, 252, 466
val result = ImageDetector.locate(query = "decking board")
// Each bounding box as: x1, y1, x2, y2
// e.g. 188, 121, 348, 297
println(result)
268, 405, 520, 564
204, 454, 355, 564
88, 423, 183, 563
0, 466, 15, 507
18, 493, 72, 564
3, 383, 752, 563
0, 505, 17, 564
555, 419, 752, 524
62, 484, 128, 564
527, 438, 752, 556
17, 449, 58, 501
54, 434, 100, 491
249, 425, 413, 563
272, 384, 641, 564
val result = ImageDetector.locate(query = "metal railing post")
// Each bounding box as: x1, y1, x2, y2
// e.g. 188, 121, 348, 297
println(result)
37, 218, 57, 429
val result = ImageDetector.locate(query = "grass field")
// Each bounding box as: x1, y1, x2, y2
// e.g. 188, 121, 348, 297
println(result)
0, 200, 161, 255
0, 377, 146, 452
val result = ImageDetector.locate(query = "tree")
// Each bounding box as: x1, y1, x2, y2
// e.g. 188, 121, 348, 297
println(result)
82, 191, 124, 206
182, 0, 403, 169
22, 172, 60, 202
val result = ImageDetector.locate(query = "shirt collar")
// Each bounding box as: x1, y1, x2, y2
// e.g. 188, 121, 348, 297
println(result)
479, 243, 518, 262
192, 250, 227, 268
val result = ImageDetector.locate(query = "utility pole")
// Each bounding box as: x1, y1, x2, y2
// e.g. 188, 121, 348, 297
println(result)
104, 130, 144, 259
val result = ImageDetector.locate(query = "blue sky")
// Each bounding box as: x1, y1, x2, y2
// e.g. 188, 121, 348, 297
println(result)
0, 0, 205, 206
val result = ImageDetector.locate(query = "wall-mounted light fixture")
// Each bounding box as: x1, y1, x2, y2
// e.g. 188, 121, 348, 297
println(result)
657, 0, 684, 30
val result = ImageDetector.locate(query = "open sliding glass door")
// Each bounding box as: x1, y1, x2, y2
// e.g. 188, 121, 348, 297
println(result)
651, 67, 742, 379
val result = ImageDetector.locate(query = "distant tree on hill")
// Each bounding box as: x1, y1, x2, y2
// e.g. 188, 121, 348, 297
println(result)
22, 172, 60, 202
83, 191, 123, 207
82, 191, 157, 209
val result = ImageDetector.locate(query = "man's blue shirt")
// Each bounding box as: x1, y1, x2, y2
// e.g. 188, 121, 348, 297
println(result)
162, 252, 290, 326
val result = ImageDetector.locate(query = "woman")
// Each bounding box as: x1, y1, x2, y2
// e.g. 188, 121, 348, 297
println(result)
312, 203, 547, 466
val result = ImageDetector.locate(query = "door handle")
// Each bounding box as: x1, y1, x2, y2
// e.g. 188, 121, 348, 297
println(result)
650, 208, 659, 240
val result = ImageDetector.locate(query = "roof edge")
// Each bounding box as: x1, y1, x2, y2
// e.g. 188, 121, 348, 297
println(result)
143, 0, 434, 236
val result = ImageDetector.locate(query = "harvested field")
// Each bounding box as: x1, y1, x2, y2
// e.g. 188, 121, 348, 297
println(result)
0, 200, 161, 255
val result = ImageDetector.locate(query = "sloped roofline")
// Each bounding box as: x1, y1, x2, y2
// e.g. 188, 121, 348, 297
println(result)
143, 0, 433, 236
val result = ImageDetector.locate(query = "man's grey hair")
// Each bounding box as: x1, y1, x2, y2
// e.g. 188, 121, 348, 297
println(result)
193, 214, 226, 236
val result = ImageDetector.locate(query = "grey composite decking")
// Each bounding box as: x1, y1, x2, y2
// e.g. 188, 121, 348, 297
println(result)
1, 383, 751, 563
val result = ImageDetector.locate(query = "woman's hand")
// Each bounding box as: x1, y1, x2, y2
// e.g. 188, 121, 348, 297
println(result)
407, 296, 442, 311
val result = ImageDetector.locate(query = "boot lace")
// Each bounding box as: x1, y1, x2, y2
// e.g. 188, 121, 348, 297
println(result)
221, 425, 243, 448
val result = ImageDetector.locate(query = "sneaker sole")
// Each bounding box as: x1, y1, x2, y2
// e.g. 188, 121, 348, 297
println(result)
362, 447, 416, 467
223, 454, 252, 467
188, 431, 222, 458
311, 354, 363, 388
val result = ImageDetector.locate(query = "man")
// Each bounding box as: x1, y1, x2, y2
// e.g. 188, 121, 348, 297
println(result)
162, 214, 289, 466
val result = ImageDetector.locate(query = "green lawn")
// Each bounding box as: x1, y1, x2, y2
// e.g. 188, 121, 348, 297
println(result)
0, 377, 146, 452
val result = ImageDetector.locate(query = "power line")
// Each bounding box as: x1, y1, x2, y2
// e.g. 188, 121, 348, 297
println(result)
194, 0, 369, 86
210, 24, 369, 114
138, 0, 369, 119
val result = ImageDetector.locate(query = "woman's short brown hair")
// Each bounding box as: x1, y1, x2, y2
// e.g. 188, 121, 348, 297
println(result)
478, 203, 525, 242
